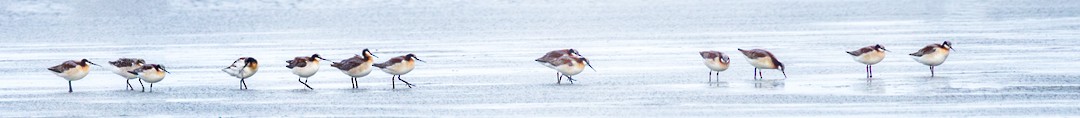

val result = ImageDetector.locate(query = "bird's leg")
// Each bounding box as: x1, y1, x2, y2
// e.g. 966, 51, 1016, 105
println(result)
556, 72, 562, 84
704, 70, 712, 82
865, 65, 870, 78
299, 77, 313, 90
68, 81, 73, 93
397, 76, 415, 88
244, 78, 249, 89
565, 75, 576, 84
758, 69, 764, 80
149, 83, 154, 92
126, 79, 134, 90
139, 78, 145, 92
391, 75, 396, 89
930, 66, 935, 77
753, 68, 759, 80
240, 78, 247, 90
716, 71, 721, 80
869, 65, 874, 78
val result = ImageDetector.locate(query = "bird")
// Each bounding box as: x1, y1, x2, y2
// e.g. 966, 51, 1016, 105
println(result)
286, 54, 329, 90
130, 64, 170, 92
534, 49, 588, 84
108, 58, 145, 91
331, 49, 378, 89
847, 44, 889, 78
47, 59, 99, 93
538, 53, 595, 84
700, 51, 730, 82
222, 57, 258, 90
910, 41, 953, 77
373, 54, 424, 89
738, 49, 787, 80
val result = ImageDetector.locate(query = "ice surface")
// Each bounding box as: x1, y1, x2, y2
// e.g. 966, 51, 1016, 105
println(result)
2, 0, 1080, 117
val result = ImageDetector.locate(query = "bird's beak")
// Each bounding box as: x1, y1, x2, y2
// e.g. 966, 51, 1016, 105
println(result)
162, 68, 171, 74
415, 57, 426, 63
882, 48, 891, 52
782, 71, 788, 79
781, 67, 788, 79
582, 58, 596, 72
86, 61, 101, 67
316, 57, 330, 61
371, 53, 379, 58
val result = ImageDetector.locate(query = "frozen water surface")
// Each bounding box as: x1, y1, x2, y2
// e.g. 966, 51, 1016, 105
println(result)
2, 0, 1080, 117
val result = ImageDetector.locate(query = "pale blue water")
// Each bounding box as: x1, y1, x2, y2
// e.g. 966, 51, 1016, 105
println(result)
1, 0, 1080, 117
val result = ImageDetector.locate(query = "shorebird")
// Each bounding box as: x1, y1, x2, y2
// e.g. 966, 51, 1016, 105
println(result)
910, 41, 953, 77
847, 44, 889, 78
535, 49, 589, 84
47, 59, 99, 93
286, 54, 329, 90
700, 51, 730, 82
130, 64, 170, 92
108, 58, 144, 90
331, 49, 378, 89
537, 53, 595, 84
373, 54, 424, 89
738, 49, 787, 80
222, 57, 258, 90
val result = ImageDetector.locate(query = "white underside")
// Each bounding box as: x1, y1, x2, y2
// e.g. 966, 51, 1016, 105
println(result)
703, 59, 729, 71
138, 71, 166, 83
292, 63, 320, 78
556, 63, 585, 76
854, 51, 886, 65
111, 66, 139, 79
342, 62, 374, 77
380, 62, 414, 75
746, 56, 778, 69
538, 62, 557, 69
913, 49, 949, 66
55, 67, 90, 81
222, 66, 257, 79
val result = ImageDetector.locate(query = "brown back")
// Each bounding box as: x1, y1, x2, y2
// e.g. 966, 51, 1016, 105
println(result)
285, 57, 310, 69
909, 44, 941, 56
847, 46, 876, 56
332, 55, 368, 70
48, 60, 80, 73
109, 58, 144, 67
535, 49, 571, 63
373, 56, 407, 68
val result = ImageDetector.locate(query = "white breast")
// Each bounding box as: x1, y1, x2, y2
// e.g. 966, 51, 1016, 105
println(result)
343, 62, 375, 77
913, 48, 950, 66
746, 56, 778, 69
57, 66, 91, 81
854, 51, 886, 65
380, 61, 415, 75
241, 67, 257, 78
556, 62, 586, 76
139, 70, 167, 83
222, 63, 257, 79
292, 61, 320, 78
703, 59, 729, 71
